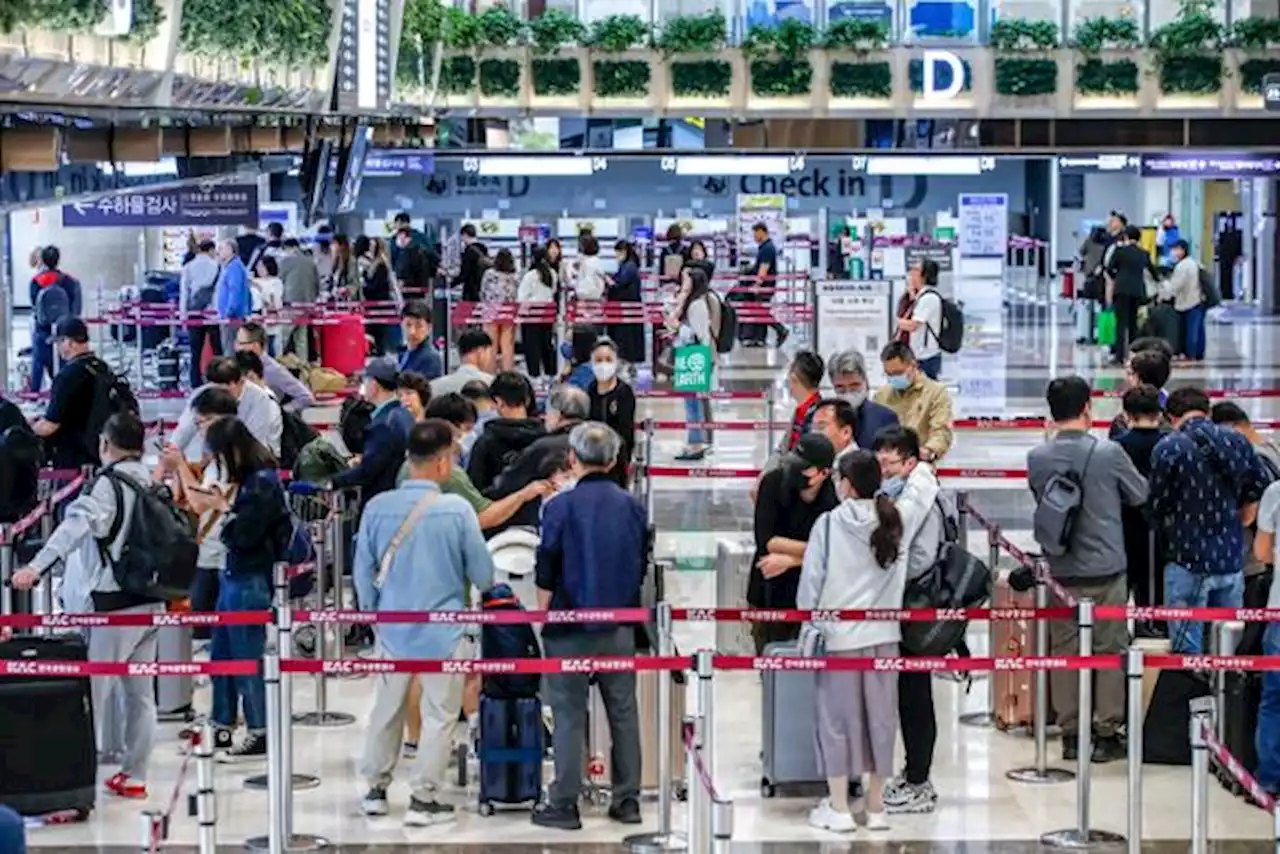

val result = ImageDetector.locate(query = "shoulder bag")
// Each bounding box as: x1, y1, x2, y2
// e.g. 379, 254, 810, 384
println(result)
374, 490, 440, 590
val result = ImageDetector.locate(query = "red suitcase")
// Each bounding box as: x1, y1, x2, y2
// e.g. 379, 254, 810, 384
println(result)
319, 314, 368, 377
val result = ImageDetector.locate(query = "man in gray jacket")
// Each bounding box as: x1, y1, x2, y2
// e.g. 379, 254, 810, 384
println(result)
1027, 376, 1148, 763
278, 239, 320, 359
8, 412, 162, 799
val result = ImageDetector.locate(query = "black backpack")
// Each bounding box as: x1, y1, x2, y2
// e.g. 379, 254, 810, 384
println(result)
96, 466, 199, 601
923, 289, 965, 354
0, 416, 41, 524
80, 356, 140, 463
279, 404, 320, 471
900, 498, 993, 656
708, 293, 737, 355
34, 276, 71, 329
479, 584, 542, 699
1033, 438, 1098, 557
339, 397, 375, 453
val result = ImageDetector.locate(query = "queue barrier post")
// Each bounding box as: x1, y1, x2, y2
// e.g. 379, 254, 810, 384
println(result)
139, 808, 162, 853
1041, 598, 1125, 849
36, 480, 55, 636
1006, 573, 1074, 784
643, 419, 656, 525
295, 494, 356, 729
244, 634, 285, 854
764, 388, 776, 457
1212, 621, 1240, 743
1125, 649, 1143, 854
959, 526, 1000, 729
0, 524, 13, 618
624, 602, 688, 853
956, 490, 970, 555
194, 722, 218, 854
683, 713, 706, 854
1189, 697, 1214, 854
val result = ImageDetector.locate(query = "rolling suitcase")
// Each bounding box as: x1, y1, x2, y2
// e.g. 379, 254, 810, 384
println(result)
478, 695, 543, 815
992, 574, 1036, 730
1215, 671, 1262, 799
0, 635, 96, 816
714, 537, 755, 656
586, 669, 687, 797
761, 641, 823, 797
319, 314, 368, 377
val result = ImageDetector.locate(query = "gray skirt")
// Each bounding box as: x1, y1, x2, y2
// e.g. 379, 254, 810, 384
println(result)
813, 643, 899, 779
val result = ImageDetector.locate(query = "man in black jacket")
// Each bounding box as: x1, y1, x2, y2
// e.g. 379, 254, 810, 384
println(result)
468, 371, 544, 494
394, 227, 438, 299
452, 223, 486, 303
1105, 224, 1159, 364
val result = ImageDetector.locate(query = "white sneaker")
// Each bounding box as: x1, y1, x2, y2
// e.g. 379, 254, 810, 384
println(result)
864, 811, 889, 831
360, 787, 389, 816
808, 799, 856, 833
403, 798, 456, 827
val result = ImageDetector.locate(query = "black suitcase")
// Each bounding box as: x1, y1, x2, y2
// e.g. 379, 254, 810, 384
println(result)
1214, 671, 1262, 799
1143, 669, 1211, 765
0, 636, 97, 815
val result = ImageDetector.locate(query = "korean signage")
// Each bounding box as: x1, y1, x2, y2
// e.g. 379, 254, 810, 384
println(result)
957, 193, 1008, 260
336, 0, 391, 112
1139, 154, 1280, 178
62, 184, 259, 227
1057, 155, 1140, 174
364, 150, 435, 176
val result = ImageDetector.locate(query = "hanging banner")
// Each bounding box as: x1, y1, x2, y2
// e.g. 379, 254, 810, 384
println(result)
957, 193, 1008, 260
63, 184, 259, 227
813, 280, 893, 387
736, 193, 787, 251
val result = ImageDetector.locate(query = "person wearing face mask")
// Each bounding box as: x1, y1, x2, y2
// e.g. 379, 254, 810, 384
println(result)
826, 349, 899, 449
748, 434, 839, 654
750, 350, 826, 502
332, 359, 416, 504
872, 342, 953, 463
869, 426, 948, 816
587, 338, 636, 487
895, 259, 944, 380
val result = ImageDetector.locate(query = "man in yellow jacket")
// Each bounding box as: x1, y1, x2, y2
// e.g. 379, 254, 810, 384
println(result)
872, 341, 954, 462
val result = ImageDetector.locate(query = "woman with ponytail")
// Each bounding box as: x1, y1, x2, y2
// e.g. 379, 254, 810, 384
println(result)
798, 449, 907, 834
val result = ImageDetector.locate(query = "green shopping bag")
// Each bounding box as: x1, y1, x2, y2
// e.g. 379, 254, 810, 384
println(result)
1095, 309, 1117, 347
672, 344, 713, 393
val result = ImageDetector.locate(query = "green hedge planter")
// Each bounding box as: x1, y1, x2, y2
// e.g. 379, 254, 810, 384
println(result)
479, 58, 520, 97
180, 0, 330, 64
532, 57, 580, 96
441, 56, 476, 95
592, 59, 650, 97
749, 58, 812, 96
3, 0, 163, 40
1158, 54, 1222, 94
830, 61, 891, 98
1240, 58, 1280, 94
670, 59, 731, 97
994, 57, 1057, 96
907, 57, 971, 92
1075, 58, 1139, 95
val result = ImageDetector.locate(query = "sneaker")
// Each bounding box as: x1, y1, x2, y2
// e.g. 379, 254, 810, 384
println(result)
216, 732, 267, 763
882, 777, 908, 806
402, 741, 418, 760
531, 802, 583, 831
807, 799, 855, 833
885, 781, 937, 815
360, 787, 389, 817
403, 798, 455, 827
864, 810, 890, 831
1062, 735, 1079, 762
104, 772, 147, 800
607, 797, 642, 825
1092, 735, 1126, 764
674, 447, 708, 462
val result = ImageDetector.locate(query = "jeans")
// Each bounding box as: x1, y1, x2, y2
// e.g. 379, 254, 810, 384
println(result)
918, 354, 942, 380
1180, 304, 1207, 360
211, 572, 271, 732
30, 338, 54, 392
1164, 563, 1244, 654
684, 396, 713, 446
188, 324, 223, 388
1256, 624, 1280, 792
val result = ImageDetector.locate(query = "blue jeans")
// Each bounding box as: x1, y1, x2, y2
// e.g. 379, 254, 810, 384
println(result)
1180, 305, 1207, 360
211, 572, 271, 732
30, 338, 53, 392
1164, 562, 1243, 653
1257, 624, 1280, 792
685, 396, 712, 446
919, 354, 942, 380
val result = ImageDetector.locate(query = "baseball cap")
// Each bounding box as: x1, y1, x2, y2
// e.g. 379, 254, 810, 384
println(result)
54, 316, 89, 343
363, 358, 399, 390
787, 433, 836, 471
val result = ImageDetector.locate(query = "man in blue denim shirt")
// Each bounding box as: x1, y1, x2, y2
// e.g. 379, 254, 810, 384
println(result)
1250, 481, 1280, 794
1148, 387, 1268, 652
354, 419, 494, 827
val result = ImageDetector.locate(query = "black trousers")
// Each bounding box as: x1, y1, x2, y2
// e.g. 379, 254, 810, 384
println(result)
898, 670, 937, 785
522, 325, 557, 377
188, 323, 223, 388
1110, 295, 1141, 362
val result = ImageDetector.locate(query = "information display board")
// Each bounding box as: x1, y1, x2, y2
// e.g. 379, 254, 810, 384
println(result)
813, 280, 893, 386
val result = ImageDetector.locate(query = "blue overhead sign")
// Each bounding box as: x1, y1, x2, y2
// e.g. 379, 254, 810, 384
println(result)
62, 184, 260, 227
363, 150, 435, 176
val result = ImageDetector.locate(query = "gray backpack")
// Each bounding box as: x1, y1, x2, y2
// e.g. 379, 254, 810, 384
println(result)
1033, 438, 1098, 558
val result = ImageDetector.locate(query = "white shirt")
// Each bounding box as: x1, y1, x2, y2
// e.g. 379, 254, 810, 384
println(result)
517, 268, 556, 303
431, 363, 495, 398
170, 380, 283, 460
575, 257, 607, 300
909, 287, 944, 361
1256, 481, 1280, 608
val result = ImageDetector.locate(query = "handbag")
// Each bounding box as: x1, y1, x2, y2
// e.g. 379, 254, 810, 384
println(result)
797, 515, 833, 657
374, 490, 439, 589
1095, 308, 1117, 347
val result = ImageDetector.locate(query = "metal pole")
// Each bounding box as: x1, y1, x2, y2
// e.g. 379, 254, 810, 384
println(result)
960, 528, 999, 729
244, 641, 284, 854
695, 649, 716, 850
1007, 575, 1074, 783
1126, 649, 1143, 854
1190, 698, 1213, 854
295, 510, 355, 727
764, 387, 775, 457
684, 713, 706, 854
1, 534, 13, 617
956, 489, 969, 554
195, 722, 217, 854
644, 419, 655, 525
36, 486, 55, 637
1041, 598, 1124, 847
624, 602, 687, 853
1213, 622, 1237, 743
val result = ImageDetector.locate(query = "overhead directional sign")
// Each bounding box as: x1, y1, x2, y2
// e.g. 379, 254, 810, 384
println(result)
63, 184, 259, 227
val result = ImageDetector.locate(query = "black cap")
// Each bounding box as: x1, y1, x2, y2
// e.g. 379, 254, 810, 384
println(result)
54, 316, 89, 343
787, 433, 836, 471
363, 358, 399, 390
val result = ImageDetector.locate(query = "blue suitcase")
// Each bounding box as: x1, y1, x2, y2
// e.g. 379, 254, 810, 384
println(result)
478, 695, 543, 815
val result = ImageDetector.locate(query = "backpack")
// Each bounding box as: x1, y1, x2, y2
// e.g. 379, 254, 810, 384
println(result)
339, 397, 375, 454
705, 293, 737, 355
923, 289, 965, 354
34, 276, 71, 329
97, 466, 199, 601
80, 356, 139, 463
900, 498, 992, 656
293, 437, 350, 484
1033, 437, 1098, 557
278, 405, 320, 471
1199, 266, 1222, 309
479, 583, 542, 700
280, 504, 316, 600
0, 420, 41, 524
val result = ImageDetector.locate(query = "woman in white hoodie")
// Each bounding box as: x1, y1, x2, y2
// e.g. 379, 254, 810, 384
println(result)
798, 449, 907, 834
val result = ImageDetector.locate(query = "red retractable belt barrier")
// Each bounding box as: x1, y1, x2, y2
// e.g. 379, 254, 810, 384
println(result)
712, 654, 1120, 673
672, 606, 1077, 622
291, 607, 651, 625
281, 655, 689, 675
0, 610, 273, 629
0, 660, 258, 677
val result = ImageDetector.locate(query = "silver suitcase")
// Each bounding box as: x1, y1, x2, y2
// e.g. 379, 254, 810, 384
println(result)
585, 670, 687, 799
155, 626, 195, 721
760, 641, 824, 797
714, 538, 755, 656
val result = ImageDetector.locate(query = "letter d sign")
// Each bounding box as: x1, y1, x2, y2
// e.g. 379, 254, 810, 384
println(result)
922, 50, 965, 101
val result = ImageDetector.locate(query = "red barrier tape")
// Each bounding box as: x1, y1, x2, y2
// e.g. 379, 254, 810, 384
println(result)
6, 501, 49, 541
636, 390, 768, 401
646, 420, 788, 432
1147, 654, 1280, 671
282, 655, 689, 675
1203, 725, 1276, 812
39, 468, 85, 482
713, 654, 1120, 672
0, 610, 272, 629
1043, 576, 1080, 608
936, 467, 1028, 480
645, 465, 1029, 481
291, 607, 651, 626
672, 606, 1076, 623
0, 660, 258, 677
682, 724, 722, 802
49, 474, 87, 505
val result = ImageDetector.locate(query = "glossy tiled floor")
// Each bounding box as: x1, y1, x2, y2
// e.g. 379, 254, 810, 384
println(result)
20, 304, 1280, 850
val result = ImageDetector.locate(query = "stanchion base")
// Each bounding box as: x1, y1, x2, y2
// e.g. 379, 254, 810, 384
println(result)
1040, 828, 1125, 849
623, 831, 688, 852
958, 711, 995, 728
243, 772, 321, 791
244, 833, 330, 851
1006, 766, 1076, 784
293, 711, 356, 727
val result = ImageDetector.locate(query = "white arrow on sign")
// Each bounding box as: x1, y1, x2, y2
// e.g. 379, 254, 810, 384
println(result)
71, 202, 89, 215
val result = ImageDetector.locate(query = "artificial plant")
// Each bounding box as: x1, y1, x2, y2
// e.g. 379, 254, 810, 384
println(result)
589, 14, 650, 98
743, 19, 815, 97
1149, 0, 1225, 95
2, 0, 163, 41
397, 0, 447, 89
479, 58, 520, 97
1232, 15, 1280, 94
657, 13, 731, 97
1072, 15, 1141, 95
588, 14, 649, 52
824, 17, 890, 98
529, 8, 585, 97
989, 18, 1059, 96
180, 0, 330, 64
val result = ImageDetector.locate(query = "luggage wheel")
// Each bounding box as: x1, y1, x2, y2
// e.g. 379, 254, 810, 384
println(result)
674, 783, 688, 802
760, 778, 776, 799
479, 801, 495, 817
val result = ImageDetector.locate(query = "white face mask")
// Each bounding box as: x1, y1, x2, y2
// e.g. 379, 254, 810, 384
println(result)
839, 390, 867, 409
592, 361, 618, 383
